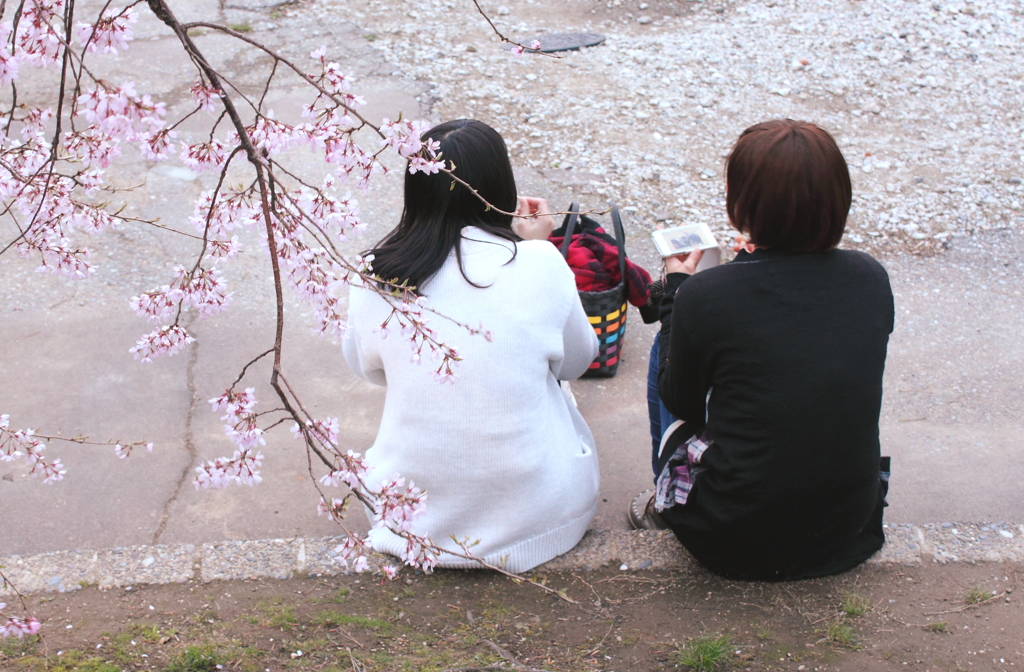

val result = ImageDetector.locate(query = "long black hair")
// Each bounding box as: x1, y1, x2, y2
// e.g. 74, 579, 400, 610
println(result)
367, 119, 519, 292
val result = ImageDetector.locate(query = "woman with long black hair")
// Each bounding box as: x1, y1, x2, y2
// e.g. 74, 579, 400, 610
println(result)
343, 119, 599, 572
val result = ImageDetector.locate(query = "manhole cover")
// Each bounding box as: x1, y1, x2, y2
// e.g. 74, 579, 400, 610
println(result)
512, 32, 606, 53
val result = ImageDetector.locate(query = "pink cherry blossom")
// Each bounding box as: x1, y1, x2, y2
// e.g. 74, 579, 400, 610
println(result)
77, 83, 166, 142
169, 265, 232, 317
380, 117, 432, 159
332, 534, 371, 573
129, 285, 178, 324
208, 236, 242, 262
0, 23, 21, 85
373, 476, 427, 533
209, 387, 257, 416
189, 80, 222, 113
190, 188, 259, 238
322, 61, 354, 95
138, 128, 178, 161
76, 9, 138, 55
400, 538, 437, 573
316, 450, 368, 490
130, 265, 231, 324
16, 0, 65, 68
129, 325, 196, 362
64, 129, 123, 169
291, 417, 339, 446
193, 448, 263, 488
317, 496, 349, 519
0, 615, 42, 639
180, 139, 228, 172
20, 107, 54, 141
248, 112, 299, 154
408, 154, 444, 175
114, 442, 154, 459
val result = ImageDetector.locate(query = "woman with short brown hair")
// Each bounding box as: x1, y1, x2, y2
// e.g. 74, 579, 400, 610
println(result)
633, 119, 894, 581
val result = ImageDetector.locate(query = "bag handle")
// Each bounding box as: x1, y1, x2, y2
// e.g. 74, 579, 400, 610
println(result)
560, 202, 628, 293
559, 201, 581, 259
609, 204, 627, 292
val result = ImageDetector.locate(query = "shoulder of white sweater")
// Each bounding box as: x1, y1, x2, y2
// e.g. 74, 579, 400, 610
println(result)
515, 237, 566, 262
460, 228, 571, 276
514, 237, 574, 273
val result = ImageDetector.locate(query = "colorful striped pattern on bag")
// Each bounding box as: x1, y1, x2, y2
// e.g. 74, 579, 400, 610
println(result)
587, 302, 628, 371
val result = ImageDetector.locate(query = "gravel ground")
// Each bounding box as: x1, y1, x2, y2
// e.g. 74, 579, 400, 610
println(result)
279, 0, 1024, 257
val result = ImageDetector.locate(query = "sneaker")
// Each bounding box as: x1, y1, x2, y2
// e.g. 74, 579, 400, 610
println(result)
628, 489, 669, 530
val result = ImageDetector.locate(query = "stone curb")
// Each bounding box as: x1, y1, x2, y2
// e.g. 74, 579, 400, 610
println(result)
3, 522, 1023, 596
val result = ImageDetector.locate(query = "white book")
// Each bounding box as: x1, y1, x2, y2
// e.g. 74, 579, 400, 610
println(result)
651, 223, 723, 272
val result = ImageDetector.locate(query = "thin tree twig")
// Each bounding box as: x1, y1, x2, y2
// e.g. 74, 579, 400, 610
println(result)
228, 347, 276, 388
582, 621, 616, 658
346, 647, 364, 672
332, 628, 363, 649
923, 592, 1006, 615
475, 639, 553, 671
468, 0, 557, 59
3, 429, 148, 449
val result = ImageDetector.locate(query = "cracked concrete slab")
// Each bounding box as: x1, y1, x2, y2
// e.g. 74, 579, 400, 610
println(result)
2, 0, 1023, 568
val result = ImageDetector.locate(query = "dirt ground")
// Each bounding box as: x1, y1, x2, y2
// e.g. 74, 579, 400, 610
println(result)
2, 562, 1021, 672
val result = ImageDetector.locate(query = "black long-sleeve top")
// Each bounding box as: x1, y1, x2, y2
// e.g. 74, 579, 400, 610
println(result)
657, 247, 894, 580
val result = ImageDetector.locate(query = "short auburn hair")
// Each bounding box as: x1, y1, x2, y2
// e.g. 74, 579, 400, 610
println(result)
725, 119, 851, 253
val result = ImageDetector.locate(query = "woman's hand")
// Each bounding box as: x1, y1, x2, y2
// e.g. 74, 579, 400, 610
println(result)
513, 196, 556, 240
665, 248, 704, 275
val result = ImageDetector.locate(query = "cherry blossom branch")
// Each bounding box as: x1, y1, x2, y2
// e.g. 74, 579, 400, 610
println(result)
276, 372, 334, 470
180, 21, 381, 135
1, 413, 154, 468
229, 347, 275, 388
1, 0, 578, 618
469, 0, 550, 59
0, 567, 41, 640
12, 431, 150, 448
190, 144, 245, 272
294, 409, 577, 601
440, 163, 610, 221
52, 0, 76, 160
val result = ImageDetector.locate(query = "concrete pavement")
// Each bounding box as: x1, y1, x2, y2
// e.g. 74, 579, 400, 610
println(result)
3, 201, 1022, 559
2, 0, 1023, 562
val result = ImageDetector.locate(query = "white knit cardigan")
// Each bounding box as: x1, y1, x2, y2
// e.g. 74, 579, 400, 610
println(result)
343, 227, 600, 572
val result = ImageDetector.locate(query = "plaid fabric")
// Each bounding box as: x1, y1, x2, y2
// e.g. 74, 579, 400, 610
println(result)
654, 424, 712, 512
549, 228, 652, 307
